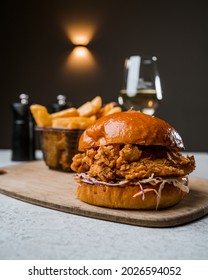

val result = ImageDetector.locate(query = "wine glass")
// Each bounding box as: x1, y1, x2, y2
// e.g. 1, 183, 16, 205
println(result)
118, 55, 162, 115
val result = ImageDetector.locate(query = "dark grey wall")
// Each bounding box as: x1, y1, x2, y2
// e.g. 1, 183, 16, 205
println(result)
1, 0, 208, 151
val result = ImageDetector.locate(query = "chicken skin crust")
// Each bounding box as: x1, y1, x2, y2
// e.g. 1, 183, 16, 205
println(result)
71, 144, 195, 182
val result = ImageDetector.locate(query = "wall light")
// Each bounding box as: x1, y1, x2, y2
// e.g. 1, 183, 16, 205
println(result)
64, 21, 98, 73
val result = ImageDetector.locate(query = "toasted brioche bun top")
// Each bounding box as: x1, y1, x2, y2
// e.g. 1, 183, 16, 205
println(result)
78, 111, 184, 151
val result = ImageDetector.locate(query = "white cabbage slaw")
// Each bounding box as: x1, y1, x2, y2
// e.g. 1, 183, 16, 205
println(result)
74, 173, 189, 209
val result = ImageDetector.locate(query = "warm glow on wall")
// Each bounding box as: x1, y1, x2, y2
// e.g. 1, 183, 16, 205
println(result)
65, 22, 96, 46
66, 46, 97, 72
73, 46, 89, 58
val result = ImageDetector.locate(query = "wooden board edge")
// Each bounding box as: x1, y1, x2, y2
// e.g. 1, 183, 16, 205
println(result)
1, 188, 207, 228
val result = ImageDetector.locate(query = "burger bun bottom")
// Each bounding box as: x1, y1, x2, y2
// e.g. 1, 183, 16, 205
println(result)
76, 182, 187, 210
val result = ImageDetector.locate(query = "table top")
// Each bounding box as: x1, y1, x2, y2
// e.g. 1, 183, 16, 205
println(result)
0, 150, 208, 260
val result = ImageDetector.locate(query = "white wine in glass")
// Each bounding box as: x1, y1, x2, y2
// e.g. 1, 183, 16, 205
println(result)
118, 56, 162, 115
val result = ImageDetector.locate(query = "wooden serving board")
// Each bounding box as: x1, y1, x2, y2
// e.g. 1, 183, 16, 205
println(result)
0, 161, 208, 227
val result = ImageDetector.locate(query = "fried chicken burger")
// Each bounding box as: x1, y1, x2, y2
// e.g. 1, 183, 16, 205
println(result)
71, 111, 195, 210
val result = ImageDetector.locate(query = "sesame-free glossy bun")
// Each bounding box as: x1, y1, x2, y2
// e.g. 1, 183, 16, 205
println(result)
78, 111, 184, 151
76, 182, 187, 210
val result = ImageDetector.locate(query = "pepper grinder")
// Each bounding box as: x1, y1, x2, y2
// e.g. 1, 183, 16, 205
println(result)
50, 95, 72, 113
11, 93, 36, 161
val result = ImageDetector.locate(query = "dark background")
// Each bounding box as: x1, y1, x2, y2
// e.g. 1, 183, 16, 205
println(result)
1, 0, 208, 151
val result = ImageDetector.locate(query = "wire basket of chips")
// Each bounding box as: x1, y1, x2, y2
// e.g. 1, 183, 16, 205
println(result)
30, 96, 121, 172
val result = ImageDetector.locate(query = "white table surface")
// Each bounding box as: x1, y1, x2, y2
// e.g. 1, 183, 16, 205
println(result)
0, 150, 208, 260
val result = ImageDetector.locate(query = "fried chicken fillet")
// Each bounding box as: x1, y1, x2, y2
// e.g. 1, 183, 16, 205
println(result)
71, 144, 195, 182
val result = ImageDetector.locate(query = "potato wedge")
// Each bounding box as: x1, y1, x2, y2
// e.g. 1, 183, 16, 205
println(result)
105, 106, 122, 115
52, 116, 96, 129
52, 118, 72, 128
77, 101, 93, 117
91, 96, 102, 114
67, 117, 96, 129
30, 104, 52, 127
77, 96, 102, 117
51, 107, 79, 119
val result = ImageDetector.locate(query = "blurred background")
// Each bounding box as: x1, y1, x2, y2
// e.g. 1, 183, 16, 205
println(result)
1, 0, 208, 151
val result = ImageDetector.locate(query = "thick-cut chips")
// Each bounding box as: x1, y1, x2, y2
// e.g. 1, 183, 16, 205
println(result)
52, 116, 96, 129
51, 107, 79, 119
30, 96, 121, 129
105, 106, 122, 115
30, 104, 52, 127
77, 102, 93, 117
77, 96, 102, 117
91, 96, 102, 113
96, 102, 122, 118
